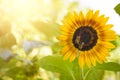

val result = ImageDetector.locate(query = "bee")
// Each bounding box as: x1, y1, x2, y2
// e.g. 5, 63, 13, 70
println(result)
75, 36, 84, 49
79, 42, 84, 49
75, 36, 80, 44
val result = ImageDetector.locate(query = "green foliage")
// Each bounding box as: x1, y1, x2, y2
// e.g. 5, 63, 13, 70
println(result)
6, 67, 27, 80
86, 69, 104, 80
39, 55, 77, 80
39, 55, 120, 80
114, 3, 120, 15
71, 59, 82, 80
95, 62, 120, 72
0, 56, 41, 80
39, 55, 73, 75
39, 55, 105, 80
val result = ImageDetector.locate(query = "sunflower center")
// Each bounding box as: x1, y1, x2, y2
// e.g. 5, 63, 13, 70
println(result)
72, 26, 98, 51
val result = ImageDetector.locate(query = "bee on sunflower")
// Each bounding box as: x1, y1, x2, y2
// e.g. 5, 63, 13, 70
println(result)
57, 10, 116, 68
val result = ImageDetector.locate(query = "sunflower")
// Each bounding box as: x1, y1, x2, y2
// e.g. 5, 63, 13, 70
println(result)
57, 10, 116, 68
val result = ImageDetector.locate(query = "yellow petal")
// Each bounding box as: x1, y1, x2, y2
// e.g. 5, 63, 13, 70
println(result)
63, 48, 75, 60
85, 10, 93, 25
94, 15, 107, 28
99, 36, 116, 41
89, 50, 96, 66
70, 49, 78, 62
92, 10, 100, 19
57, 35, 71, 41
60, 29, 73, 36
98, 30, 116, 41
100, 17, 109, 25
98, 41, 115, 49
60, 45, 73, 54
84, 51, 91, 68
93, 48, 103, 64
63, 12, 73, 22
59, 41, 71, 46
74, 11, 79, 20
79, 52, 85, 68
94, 46, 107, 61
98, 24, 113, 31
79, 11, 85, 25
60, 26, 73, 33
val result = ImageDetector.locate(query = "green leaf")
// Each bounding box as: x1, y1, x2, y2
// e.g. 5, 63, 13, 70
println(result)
39, 55, 72, 74
95, 62, 120, 71
39, 55, 75, 80
114, 3, 120, 15
6, 67, 27, 80
71, 59, 82, 80
60, 74, 73, 80
86, 68, 104, 80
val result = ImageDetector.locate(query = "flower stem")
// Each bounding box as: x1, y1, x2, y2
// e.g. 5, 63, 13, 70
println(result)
81, 67, 85, 80
81, 67, 93, 80
71, 72, 76, 80
84, 67, 93, 80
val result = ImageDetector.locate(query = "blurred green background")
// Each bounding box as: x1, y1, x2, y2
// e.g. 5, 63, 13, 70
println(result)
0, 0, 120, 80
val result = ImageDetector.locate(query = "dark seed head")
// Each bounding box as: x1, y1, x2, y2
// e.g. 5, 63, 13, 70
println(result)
72, 26, 98, 51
